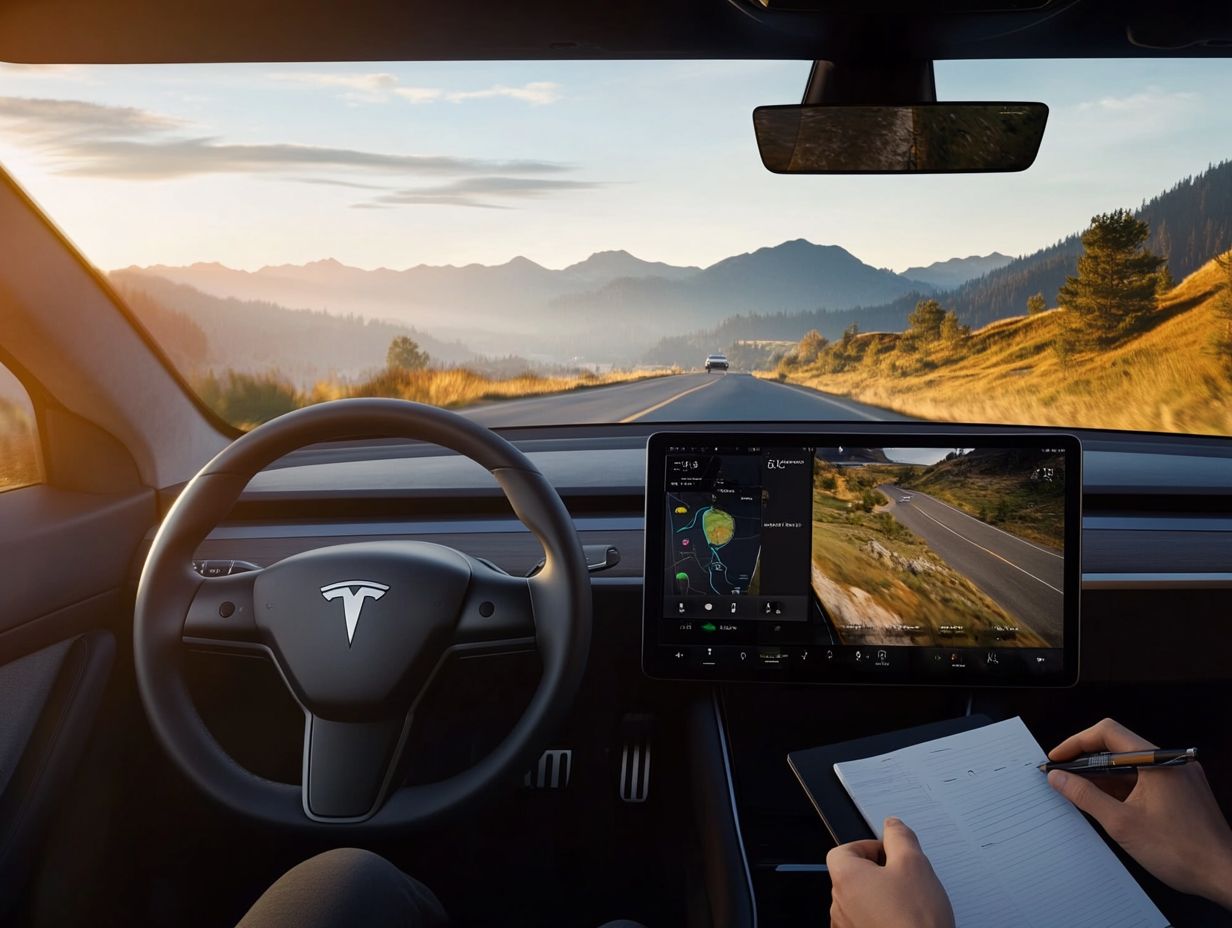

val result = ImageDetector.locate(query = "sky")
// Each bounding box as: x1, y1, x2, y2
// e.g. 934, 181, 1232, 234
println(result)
0, 58, 1229, 273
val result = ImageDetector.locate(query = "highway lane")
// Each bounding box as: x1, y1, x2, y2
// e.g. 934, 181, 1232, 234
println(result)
463, 371, 905, 426
877, 484, 1065, 646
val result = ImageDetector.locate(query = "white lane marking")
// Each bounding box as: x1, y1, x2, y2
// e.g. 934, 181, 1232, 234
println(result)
908, 502, 1063, 595
917, 491, 1064, 560
619, 376, 723, 423
770, 381, 882, 421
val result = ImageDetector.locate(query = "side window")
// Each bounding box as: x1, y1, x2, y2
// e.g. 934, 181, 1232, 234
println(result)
0, 361, 41, 492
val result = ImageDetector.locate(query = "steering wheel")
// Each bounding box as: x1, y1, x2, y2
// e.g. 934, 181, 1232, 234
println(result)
134, 399, 592, 829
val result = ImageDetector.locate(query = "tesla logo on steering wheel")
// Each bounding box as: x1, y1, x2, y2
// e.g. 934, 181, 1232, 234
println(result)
319, 580, 389, 646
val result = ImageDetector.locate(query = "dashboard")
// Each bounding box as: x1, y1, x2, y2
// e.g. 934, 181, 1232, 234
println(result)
642, 431, 1081, 686
149, 421, 1232, 687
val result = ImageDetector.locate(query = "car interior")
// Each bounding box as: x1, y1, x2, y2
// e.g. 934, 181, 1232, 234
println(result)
1, 1, 1232, 926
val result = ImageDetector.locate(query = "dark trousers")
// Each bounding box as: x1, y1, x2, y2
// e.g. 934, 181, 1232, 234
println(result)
237, 848, 649, 928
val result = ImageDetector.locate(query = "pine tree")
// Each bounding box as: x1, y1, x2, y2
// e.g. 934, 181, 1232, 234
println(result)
1155, 265, 1175, 296
1026, 292, 1047, 315
1057, 209, 1166, 345
907, 299, 946, 342
386, 335, 431, 371
939, 310, 968, 345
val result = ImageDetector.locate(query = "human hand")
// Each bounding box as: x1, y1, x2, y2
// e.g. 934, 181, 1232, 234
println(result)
825, 816, 955, 928
1048, 718, 1232, 909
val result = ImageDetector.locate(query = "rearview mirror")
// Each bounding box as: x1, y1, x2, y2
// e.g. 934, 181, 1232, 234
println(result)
753, 103, 1048, 174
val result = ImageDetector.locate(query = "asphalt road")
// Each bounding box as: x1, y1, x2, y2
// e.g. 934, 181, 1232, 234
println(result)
463, 371, 904, 426
877, 484, 1065, 646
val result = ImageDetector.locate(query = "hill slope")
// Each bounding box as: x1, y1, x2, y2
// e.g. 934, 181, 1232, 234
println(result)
111, 270, 473, 385
767, 259, 1232, 436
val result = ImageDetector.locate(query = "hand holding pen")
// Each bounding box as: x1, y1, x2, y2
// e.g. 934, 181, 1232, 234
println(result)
1045, 718, 1232, 910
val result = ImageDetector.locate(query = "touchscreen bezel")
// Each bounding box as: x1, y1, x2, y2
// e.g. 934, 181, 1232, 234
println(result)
642, 431, 1082, 687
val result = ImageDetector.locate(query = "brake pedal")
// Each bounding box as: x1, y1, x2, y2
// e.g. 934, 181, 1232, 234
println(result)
524, 748, 572, 790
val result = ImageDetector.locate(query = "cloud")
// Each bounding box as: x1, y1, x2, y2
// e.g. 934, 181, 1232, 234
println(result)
290, 177, 391, 190
1076, 88, 1199, 114
1066, 87, 1203, 142
0, 95, 572, 180
444, 82, 562, 105
268, 72, 562, 106
0, 96, 183, 137
270, 72, 401, 93
364, 175, 604, 209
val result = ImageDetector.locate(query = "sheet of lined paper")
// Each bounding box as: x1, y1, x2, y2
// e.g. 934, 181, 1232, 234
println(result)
834, 717, 1169, 928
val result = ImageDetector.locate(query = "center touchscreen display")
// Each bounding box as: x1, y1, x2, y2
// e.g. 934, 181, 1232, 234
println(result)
643, 432, 1081, 686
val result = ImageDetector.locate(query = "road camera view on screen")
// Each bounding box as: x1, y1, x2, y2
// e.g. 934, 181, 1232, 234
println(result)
810, 446, 1065, 649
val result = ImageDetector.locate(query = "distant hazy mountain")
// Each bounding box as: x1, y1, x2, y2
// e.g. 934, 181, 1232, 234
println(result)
901, 253, 1013, 291
122, 239, 932, 362
111, 270, 472, 385
541, 240, 934, 357
559, 249, 699, 284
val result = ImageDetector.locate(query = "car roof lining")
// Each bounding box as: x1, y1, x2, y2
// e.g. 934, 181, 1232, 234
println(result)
1, 0, 1231, 65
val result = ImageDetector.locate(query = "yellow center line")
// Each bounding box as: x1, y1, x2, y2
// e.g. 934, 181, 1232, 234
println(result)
910, 502, 1064, 595
619, 375, 724, 423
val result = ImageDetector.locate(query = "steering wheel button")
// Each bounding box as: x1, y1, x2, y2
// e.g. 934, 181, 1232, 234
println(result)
218, 601, 236, 618
479, 601, 495, 617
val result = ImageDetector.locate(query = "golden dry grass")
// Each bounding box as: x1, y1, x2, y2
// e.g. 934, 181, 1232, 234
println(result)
765, 259, 1232, 436
309, 366, 676, 409
198, 365, 678, 429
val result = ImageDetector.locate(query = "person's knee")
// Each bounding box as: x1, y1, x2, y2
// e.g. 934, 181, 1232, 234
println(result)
288, 847, 402, 888
238, 847, 447, 928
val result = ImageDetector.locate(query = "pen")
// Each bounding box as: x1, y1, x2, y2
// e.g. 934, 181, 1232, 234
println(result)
1039, 748, 1197, 774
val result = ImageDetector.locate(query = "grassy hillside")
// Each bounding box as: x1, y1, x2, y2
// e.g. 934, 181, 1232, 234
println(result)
199, 366, 675, 430
766, 259, 1232, 436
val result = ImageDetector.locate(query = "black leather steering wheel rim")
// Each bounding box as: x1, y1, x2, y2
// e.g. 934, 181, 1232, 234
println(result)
134, 398, 592, 831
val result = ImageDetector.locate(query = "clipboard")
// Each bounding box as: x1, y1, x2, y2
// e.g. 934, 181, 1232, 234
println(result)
787, 714, 993, 844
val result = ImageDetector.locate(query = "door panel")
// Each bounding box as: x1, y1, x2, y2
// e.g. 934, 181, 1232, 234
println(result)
0, 632, 115, 915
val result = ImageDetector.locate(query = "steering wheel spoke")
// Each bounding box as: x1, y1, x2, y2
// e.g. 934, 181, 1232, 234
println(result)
454, 558, 536, 653
183, 569, 261, 650
303, 713, 410, 821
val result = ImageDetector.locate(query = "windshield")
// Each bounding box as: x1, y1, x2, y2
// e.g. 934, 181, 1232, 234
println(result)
1, 60, 1229, 434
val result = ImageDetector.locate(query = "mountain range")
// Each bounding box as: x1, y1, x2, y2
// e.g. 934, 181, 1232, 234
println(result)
120, 242, 1000, 363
